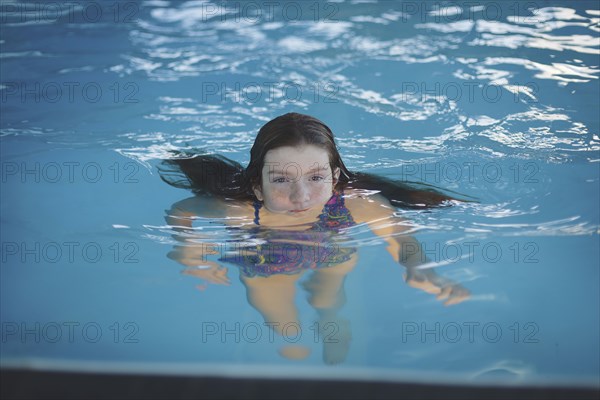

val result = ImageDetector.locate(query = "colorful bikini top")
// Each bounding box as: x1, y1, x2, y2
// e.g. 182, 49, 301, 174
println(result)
252, 190, 356, 231
219, 190, 357, 277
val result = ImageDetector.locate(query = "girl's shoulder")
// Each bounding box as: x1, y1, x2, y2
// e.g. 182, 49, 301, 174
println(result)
168, 195, 254, 220
342, 188, 397, 224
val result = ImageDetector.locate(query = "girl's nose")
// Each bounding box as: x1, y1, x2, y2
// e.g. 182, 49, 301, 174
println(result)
290, 181, 310, 203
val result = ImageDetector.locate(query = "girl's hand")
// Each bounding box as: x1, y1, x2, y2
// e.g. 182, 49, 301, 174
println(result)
182, 262, 231, 286
434, 283, 470, 306
405, 269, 470, 306
168, 244, 219, 268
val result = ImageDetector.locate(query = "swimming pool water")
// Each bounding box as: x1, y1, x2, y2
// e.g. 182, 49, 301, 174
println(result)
1, 0, 599, 389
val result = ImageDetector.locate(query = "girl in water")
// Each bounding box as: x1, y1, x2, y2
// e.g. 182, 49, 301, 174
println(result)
160, 112, 470, 362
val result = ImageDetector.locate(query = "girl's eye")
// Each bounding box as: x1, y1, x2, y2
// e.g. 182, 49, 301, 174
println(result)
310, 175, 324, 182
273, 177, 288, 183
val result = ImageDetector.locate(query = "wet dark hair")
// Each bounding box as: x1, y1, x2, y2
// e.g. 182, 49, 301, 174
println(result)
246, 113, 351, 193
159, 112, 474, 209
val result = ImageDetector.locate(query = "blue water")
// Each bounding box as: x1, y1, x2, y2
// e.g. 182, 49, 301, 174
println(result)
1, 0, 599, 388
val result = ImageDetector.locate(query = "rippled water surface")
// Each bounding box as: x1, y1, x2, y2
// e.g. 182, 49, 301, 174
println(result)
1, 0, 599, 388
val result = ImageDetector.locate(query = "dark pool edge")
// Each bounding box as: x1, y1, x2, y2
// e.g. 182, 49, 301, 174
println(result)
2, 368, 599, 400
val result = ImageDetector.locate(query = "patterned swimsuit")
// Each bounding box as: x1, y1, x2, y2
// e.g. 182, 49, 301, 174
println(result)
219, 190, 357, 277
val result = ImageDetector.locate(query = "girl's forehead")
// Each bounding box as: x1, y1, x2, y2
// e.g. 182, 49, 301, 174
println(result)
263, 145, 330, 168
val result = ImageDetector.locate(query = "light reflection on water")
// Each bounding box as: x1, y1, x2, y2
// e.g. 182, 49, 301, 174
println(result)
106, 1, 599, 165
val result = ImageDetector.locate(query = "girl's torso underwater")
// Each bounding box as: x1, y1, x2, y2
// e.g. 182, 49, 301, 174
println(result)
170, 188, 402, 277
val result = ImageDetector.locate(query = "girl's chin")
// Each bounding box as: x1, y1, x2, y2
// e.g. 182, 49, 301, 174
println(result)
282, 209, 309, 216
265, 206, 314, 215
288, 208, 309, 214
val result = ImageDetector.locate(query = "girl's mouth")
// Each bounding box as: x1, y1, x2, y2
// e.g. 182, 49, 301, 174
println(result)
290, 209, 308, 213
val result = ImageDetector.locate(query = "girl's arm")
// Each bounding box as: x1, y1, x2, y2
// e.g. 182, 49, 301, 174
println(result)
165, 196, 231, 285
166, 195, 228, 230
345, 191, 470, 305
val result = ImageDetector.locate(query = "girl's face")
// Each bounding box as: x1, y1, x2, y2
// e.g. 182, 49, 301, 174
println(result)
254, 145, 340, 215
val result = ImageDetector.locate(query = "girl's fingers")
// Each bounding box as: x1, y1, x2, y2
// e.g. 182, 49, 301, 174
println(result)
436, 286, 451, 300
444, 295, 467, 306
443, 287, 470, 306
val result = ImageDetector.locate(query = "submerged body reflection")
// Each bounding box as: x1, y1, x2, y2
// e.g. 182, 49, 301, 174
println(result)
165, 188, 469, 364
